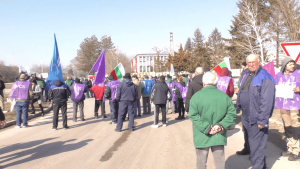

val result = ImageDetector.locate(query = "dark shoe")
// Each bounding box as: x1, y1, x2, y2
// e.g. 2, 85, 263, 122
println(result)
138, 115, 141, 117
288, 154, 300, 161
103, 115, 107, 118
236, 149, 250, 155
134, 115, 137, 118
81, 119, 85, 121
282, 151, 292, 157
52, 127, 57, 130
175, 116, 182, 120
30, 112, 35, 115
115, 129, 121, 132
181, 116, 185, 119
63, 126, 69, 130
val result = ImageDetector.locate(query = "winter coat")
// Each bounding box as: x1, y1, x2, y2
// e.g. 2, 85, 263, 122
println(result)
36, 78, 46, 89
133, 78, 142, 99
0, 80, 5, 91
82, 80, 88, 87
70, 83, 88, 102
219, 67, 234, 98
183, 77, 188, 85
185, 74, 204, 112
32, 84, 44, 104
166, 78, 172, 83
91, 85, 106, 100
141, 79, 153, 97
65, 80, 73, 87
48, 81, 71, 103
189, 85, 237, 148
150, 81, 171, 104
174, 81, 186, 100
12, 79, 34, 102
236, 66, 275, 127
87, 81, 93, 88
0, 107, 5, 121
116, 79, 137, 102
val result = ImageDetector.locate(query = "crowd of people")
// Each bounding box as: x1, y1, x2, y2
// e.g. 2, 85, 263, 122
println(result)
1, 53, 300, 168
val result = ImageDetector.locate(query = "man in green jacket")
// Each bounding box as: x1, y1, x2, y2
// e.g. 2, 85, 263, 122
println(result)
189, 72, 236, 169
65, 77, 73, 88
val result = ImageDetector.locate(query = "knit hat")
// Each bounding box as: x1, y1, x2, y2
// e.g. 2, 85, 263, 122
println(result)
108, 75, 114, 80
123, 73, 131, 79
75, 78, 80, 83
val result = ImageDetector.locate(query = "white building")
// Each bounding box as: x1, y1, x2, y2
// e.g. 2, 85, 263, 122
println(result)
131, 53, 169, 73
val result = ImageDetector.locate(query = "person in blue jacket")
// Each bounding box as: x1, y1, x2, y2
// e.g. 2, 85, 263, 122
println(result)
236, 54, 275, 169
115, 73, 137, 132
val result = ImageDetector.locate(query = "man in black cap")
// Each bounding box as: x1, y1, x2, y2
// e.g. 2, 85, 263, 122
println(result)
104, 75, 120, 124
150, 76, 171, 128
115, 73, 137, 132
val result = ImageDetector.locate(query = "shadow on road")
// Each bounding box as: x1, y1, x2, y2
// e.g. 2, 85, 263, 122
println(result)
0, 138, 93, 169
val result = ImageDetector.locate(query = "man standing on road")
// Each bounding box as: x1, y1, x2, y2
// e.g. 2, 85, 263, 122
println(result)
9, 74, 33, 128
104, 75, 120, 124
115, 73, 137, 132
0, 75, 5, 112
150, 75, 171, 128
236, 54, 275, 169
165, 75, 176, 114
48, 80, 71, 130
274, 57, 300, 161
0, 106, 5, 128
70, 78, 88, 122
189, 72, 236, 169
65, 76, 73, 88
185, 67, 204, 114
141, 75, 153, 115
91, 81, 107, 119
132, 75, 142, 117
36, 74, 46, 97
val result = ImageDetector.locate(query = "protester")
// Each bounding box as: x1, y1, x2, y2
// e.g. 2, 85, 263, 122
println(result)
189, 71, 236, 169
274, 57, 300, 161
166, 74, 172, 83
65, 76, 73, 88
217, 67, 234, 98
88, 79, 94, 97
70, 78, 88, 122
36, 74, 46, 96
0, 107, 5, 128
91, 81, 107, 119
174, 76, 186, 120
0, 75, 5, 112
30, 79, 44, 116
141, 75, 153, 114
187, 74, 193, 85
9, 74, 33, 128
150, 75, 171, 128
48, 80, 71, 130
165, 75, 176, 114
104, 75, 120, 123
236, 62, 248, 95
115, 73, 137, 132
44, 79, 52, 102
183, 74, 188, 85
132, 75, 142, 117
185, 67, 204, 114
236, 54, 275, 169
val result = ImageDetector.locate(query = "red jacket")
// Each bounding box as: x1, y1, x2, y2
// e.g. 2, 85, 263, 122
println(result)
90, 85, 106, 100
220, 67, 234, 98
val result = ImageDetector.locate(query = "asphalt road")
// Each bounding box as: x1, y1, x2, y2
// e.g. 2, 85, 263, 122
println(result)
0, 98, 299, 169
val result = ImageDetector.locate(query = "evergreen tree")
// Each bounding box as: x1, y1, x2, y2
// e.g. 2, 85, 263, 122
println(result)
172, 44, 190, 72
192, 28, 205, 48
184, 37, 192, 51
207, 28, 225, 67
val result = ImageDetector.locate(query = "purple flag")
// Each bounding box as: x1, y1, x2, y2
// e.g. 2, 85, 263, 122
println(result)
91, 50, 105, 72
94, 50, 105, 85
263, 61, 275, 78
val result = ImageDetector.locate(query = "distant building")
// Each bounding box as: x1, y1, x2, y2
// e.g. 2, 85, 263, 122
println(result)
131, 53, 169, 73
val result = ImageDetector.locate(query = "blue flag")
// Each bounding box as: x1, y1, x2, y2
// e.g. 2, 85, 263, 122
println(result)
48, 34, 64, 82
94, 50, 105, 86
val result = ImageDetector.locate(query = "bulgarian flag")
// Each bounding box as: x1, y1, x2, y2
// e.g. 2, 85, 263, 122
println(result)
110, 63, 125, 80
213, 61, 228, 75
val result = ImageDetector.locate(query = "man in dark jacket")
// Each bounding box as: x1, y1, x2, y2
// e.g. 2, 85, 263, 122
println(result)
0, 75, 5, 111
115, 73, 137, 132
185, 67, 204, 113
236, 54, 275, 169
150, 76, 171, 128
0, 107, 5, 128
70, 78, 88, 122
87, 79, 94, 97
48, 80, 71, 130
82, 78, 89, 98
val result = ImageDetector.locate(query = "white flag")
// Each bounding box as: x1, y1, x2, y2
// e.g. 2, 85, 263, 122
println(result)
170, 64, 175, 76
19, 66, 27, 73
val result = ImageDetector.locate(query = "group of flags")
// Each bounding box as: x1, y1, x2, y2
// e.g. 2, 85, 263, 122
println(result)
47, 34, 125, 85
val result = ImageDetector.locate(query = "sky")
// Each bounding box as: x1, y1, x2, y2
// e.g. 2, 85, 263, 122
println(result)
0, 0, 239, 68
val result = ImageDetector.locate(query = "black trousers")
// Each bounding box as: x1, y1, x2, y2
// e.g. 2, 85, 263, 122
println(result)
52, 102, 67, 128
142, 97, 151, 114
31, 99, 43, 113
176, 99, 185, 117
154, 104, 166, 124
94, 100, 105, 117
73, 101, 84, 120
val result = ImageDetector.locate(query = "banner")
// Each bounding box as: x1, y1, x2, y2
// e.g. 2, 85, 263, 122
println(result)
48, 34, 64, 82
94, 50, 106, 85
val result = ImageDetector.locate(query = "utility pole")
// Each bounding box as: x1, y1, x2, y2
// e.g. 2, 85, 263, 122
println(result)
41, 57, 43, 73
170, 32, 174, 56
